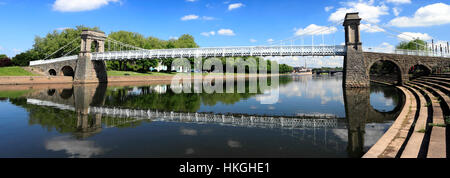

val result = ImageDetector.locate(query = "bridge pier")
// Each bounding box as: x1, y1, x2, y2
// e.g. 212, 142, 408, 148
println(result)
343, 13, 371, 88
74, 30, 108, 84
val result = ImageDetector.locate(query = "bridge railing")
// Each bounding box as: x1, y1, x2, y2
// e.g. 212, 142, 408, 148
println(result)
91, 45, 347, 60
393, 49, 450, 58
30, 55, 78, 66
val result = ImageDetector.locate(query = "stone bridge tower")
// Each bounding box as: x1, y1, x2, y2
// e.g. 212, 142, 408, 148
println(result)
343, 13, 369, 88
74, 30, 108, 84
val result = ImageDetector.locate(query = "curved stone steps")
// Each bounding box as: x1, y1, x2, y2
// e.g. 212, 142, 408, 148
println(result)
400, 84, 429, 158
408, 81, 447, 158
420, 78, 450, 94
413, 80, 450, 105
423, 76, 450, 83
363, 86, 418, 158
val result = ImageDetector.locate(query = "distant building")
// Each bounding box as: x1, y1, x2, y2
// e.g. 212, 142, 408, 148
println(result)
149, 62, 189, 73
293, 67, 312, 73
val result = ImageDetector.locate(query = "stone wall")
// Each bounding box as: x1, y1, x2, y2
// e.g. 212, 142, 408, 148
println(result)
344, 51, 450, 88
31, 59, 77, 76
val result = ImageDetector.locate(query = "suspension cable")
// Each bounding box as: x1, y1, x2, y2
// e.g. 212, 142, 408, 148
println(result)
43, 37, 79, 60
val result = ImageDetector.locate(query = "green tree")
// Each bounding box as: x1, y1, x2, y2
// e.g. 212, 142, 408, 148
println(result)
396, 39, 427, 51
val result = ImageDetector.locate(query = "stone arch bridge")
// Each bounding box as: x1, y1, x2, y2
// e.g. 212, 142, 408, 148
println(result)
29, 13, 450, 88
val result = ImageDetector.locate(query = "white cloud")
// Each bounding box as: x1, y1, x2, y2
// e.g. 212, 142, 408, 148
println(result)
180, 128, 198, 136
386, 0, 411, 4
56, 27, 72, 31
227, 140, 242, 148
329, 0, 389, 23
392, 7, 401, 16
217, 29, 235, 36
250, 39, 257, 43
295, 24, 337, 36
360, 23, 385, 33
53, 0, 120, 12
201, 31, 216, 37
202, 16, 215, 20
397, 32, 432, 41
45, 136, 104, 158
325, 6, 334, 12
181, 14, 199, 21
389, 3, 450, 27
228, 3, 244, 11
267, 39, 275, 43
186, 0, 197, 2
365, 42, 395, 53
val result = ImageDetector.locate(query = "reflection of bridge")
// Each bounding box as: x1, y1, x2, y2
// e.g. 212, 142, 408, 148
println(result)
27, 98, 340, 129
28, 13, 450, 88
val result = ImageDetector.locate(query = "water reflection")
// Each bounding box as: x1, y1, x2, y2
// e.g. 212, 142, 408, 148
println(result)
0, 76, 404, 158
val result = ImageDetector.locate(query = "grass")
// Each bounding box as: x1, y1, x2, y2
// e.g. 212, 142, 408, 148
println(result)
0, 90, 31, 98
417, 129, 426, 133
0, 67, 39, 76
107, 70, 176, 77
428, 123, 447, 128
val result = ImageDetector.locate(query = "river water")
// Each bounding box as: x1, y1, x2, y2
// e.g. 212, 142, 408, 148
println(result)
0, 75, 404, 158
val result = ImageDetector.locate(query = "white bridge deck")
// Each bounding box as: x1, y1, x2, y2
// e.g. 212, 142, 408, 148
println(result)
91, 45, 346, 60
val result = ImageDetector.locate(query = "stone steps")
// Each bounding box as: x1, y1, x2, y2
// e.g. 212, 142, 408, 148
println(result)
400, 84, 428, 158
420, 78, 450, 95
363, 86, 417, 158
408, 81, 447, 158
423, 76, 450, 83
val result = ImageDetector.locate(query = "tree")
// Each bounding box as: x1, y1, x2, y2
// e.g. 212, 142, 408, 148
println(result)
12, 50, 39, 66
0, 55, 12, 67
396, 39, 427, 51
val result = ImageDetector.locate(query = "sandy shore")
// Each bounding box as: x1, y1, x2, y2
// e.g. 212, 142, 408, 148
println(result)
0, 73, 291, 86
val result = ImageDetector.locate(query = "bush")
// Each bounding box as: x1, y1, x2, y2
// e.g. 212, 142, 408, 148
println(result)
0, 57, 12, 67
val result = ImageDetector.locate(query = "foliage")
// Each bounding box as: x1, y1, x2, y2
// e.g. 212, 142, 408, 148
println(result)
396, 39, 427, 51
12, 26, 99, 66
0, 56, 12, 67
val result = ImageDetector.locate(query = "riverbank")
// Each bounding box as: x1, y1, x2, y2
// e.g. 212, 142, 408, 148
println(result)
0, 73, 291, 85
365, 75, 449, 158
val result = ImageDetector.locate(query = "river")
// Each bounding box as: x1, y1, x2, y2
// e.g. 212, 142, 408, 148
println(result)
0, 75, 404, 158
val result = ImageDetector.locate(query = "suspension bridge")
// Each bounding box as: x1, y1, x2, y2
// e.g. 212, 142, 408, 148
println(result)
29, 12, 450, 88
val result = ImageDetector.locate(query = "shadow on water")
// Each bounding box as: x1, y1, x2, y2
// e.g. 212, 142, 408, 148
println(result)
2, 76, 404, 158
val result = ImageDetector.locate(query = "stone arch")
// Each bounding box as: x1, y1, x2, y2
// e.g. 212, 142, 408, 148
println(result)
60, 88, 74, 100
408, 64, 432, 79
47, 89, 56, 96
61, 66, 75, 77
367, 59, 404, 85
49, 69, 57, 76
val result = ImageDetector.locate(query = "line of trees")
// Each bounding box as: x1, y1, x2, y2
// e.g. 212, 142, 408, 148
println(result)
8, 26, 294, 74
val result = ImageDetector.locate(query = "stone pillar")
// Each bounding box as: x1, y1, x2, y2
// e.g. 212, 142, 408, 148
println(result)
74, 30, 108, 84
343, 13, 370, 88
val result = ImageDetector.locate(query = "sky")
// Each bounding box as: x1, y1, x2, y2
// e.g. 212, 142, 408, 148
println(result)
0, 0, 449, 67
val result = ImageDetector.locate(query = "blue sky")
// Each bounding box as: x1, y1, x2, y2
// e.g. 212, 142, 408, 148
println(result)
1, 0, 449, 67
